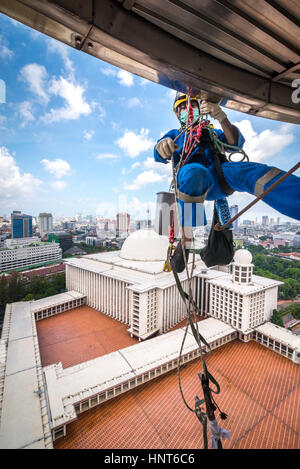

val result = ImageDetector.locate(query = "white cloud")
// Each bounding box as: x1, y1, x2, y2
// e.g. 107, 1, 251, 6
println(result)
123, 157, 172, 190
140, 77, 150, 86
51, 180, 67, 191
19, 63, 49, 103
130, 162, 141, 171
96, 153, 118, 161
0, 146, 42, 201
127, 97, 142, 108
19, 101, 34, 126
111, 121, 120, 131
83, 130, 95, 141
167, 89, 176, 99
116, 128, 155, 158
95, 201, 117, 218
42, 76, 91, 122
0, 115, 6, 127
124, 170, 164, 190
143, 156, 172, 175
100, 67, 116, 77
233, 119, 294, 162
0, 36, 13, 60
118, 195, 156, 219
47, 38, 74, 75
90, 101, 106, 123
41, 158, 71, 178
117, 70, 134, 87
19, 63, 92, 123
122, 162, 141, 175
100, 67, 134, 87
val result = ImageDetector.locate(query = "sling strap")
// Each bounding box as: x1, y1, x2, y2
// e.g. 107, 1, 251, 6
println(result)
176, 188, 210, 203
254, 167, 282, 197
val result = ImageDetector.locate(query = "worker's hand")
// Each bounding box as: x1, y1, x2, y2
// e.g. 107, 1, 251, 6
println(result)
155, 137, 179, 160
200, 100, 227, 122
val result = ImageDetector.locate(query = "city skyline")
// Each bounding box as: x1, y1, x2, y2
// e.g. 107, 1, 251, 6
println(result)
0, 14, 299, 223
1, 210, 298, 227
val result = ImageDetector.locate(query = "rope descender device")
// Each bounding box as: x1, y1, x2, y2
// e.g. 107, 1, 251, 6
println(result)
163, 243, 176, 272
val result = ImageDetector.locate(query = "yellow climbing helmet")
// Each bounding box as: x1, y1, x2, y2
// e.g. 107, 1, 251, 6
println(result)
173, 91, 201, 115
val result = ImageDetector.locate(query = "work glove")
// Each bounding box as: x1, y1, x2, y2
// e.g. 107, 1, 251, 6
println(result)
155, 137, 179, 160
200, 100, 227, 122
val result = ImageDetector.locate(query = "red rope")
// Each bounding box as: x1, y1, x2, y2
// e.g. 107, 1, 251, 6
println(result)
168, 102, 210, 244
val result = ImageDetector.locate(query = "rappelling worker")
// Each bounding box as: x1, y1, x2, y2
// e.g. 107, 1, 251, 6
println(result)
154, 92, 300, 271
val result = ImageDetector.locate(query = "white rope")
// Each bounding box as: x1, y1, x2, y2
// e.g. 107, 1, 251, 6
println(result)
209, 418, 231, 449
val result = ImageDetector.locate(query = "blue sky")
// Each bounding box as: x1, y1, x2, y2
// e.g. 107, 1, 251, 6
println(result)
0, 13, 299, 223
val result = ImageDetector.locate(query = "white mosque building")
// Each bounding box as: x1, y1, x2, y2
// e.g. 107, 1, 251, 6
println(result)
66, 229, 282, 341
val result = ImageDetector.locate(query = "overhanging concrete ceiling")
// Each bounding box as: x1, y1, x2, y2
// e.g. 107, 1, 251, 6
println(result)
1, 0, 300, 123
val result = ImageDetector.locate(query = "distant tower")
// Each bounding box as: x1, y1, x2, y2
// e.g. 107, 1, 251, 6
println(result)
38, 213, 53, 237
11, 211, 33, 239
232, 249, 253, 285
116, 213, 130, 236
262, 216, 269, 226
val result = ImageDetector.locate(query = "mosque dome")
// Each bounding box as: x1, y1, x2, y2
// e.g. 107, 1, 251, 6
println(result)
233, 249, 253, 265
120, 229, 169, 261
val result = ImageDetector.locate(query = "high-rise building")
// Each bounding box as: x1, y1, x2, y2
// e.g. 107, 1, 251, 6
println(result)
262, 216, 269, 225
38, 213, 53, 236
230, 205, 239, 230
47, 232, 73, 253
11, 211, 32, 239
116, 212, 130, 235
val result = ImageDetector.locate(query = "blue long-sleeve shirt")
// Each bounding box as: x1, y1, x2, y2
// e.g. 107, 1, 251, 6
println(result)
154, 127, 245, 168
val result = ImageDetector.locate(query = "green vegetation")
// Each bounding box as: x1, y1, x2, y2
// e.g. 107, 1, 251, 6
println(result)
279, 303, 300, 321
247, 245, 300, 300
270, 303, 300, 330
272, 246, 300, 254
0, 272, 66, 315
62, 242, 120, 258
270, 309, 284, 327
78, 242, 120, 253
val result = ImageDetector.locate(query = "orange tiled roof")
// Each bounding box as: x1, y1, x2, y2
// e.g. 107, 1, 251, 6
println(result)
53, 340, 299, 450
36, 306, 139, 368
36, 307, 300, 449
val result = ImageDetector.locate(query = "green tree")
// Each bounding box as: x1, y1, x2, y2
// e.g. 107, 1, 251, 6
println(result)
286, 268, 300, 280
7, 271, 25, 303
270, 309, 284, 327
51, 273, 66, 293
280, 303, 300, 320
281, 278, 298, 300
0, 275, 8, 312
22, 293, 35, 301
43, 286, 58, 297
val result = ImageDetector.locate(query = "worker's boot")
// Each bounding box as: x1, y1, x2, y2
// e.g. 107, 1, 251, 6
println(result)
171, 226, 193, 273
171, 239, 190, 273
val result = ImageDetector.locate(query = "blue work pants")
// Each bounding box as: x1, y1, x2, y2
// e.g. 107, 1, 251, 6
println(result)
176, 161, 300, 226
